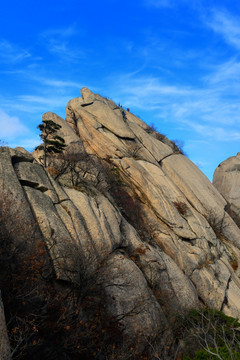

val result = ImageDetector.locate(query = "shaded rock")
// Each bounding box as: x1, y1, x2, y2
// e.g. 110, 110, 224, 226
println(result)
65, 188, 123, 256
213, 153, 240, 227
0, 292, 10, 360
22, 186, 75, 280
11, 147, 34, 163
135, 246, 199, 312
102, 252, 165, 338
0, 147, 44, 245
191, 259, 231, 309
222, 278, 240, 319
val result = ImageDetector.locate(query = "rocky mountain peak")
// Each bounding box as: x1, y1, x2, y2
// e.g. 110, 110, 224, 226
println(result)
1, 88, 240, 358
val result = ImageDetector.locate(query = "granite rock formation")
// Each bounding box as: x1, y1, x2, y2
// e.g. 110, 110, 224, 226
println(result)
213, 153, 240, 228
2, 88, 240, 357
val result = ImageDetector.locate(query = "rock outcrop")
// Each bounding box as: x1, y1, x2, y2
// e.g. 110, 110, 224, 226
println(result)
213, 153, 240, 228
2, 88, 240, 356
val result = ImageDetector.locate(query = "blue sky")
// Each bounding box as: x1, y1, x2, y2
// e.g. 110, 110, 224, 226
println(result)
1, 0, 240, 180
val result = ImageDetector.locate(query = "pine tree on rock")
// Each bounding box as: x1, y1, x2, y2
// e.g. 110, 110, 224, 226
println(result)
35, 119, 66, 167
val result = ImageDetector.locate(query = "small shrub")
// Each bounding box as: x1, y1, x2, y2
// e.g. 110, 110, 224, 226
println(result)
155, 133, 166, 141
171, 139, 187, 156
173, 201, 188, 216
147, 123, 158, 132
204, 211, 225, 239
128, 144, 142, 159
175, 308, 240, 360
184, 345, 240, 360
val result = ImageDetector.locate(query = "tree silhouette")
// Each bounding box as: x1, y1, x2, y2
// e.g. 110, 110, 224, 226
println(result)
35, 120, 66, 167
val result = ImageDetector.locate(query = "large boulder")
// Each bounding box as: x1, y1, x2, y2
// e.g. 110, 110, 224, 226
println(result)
213, 153, 240, 227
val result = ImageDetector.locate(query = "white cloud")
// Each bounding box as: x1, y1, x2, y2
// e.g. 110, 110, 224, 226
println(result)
182, 120, 240, 141
108, 70, 240, 142
0, 110, 29, 139
0, 40, 31, 63
204, 58, 240, 85
38, 78, 83, 89
114, 75, 193, 108
208, 9, 240, 49
19, 95, 61, 105
47, 39, 86, 62
40, 25, 86, 63
18, 94, 72, 109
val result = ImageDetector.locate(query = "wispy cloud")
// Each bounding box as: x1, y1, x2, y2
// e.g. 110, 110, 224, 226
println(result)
183, 120, 240, 141
36, 78, 83, 89
0, 109, 30, 139
110, 74, 199, 113
207, 9, 240, 49
114, 75, 193, 104
48, 40, 86, 62
40, 25, 86, 62
0, 40, 31, 63
19, 95, 58, 106
204, 58, 240, 85
13, 94, 72, 114
108, 69, 240, 142
0, 91, 72, 116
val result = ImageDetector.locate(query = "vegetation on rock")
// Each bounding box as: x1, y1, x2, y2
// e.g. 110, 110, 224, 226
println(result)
35, 120, 66, 167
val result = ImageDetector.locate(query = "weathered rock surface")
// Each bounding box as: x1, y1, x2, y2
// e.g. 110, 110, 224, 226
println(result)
2, 88, 240, 351
213, 153, 240, 228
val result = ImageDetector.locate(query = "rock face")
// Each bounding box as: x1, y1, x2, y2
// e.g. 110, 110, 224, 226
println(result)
0, 292, 10, 360
213, 153, 240, 228
2, 88, 240, 354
